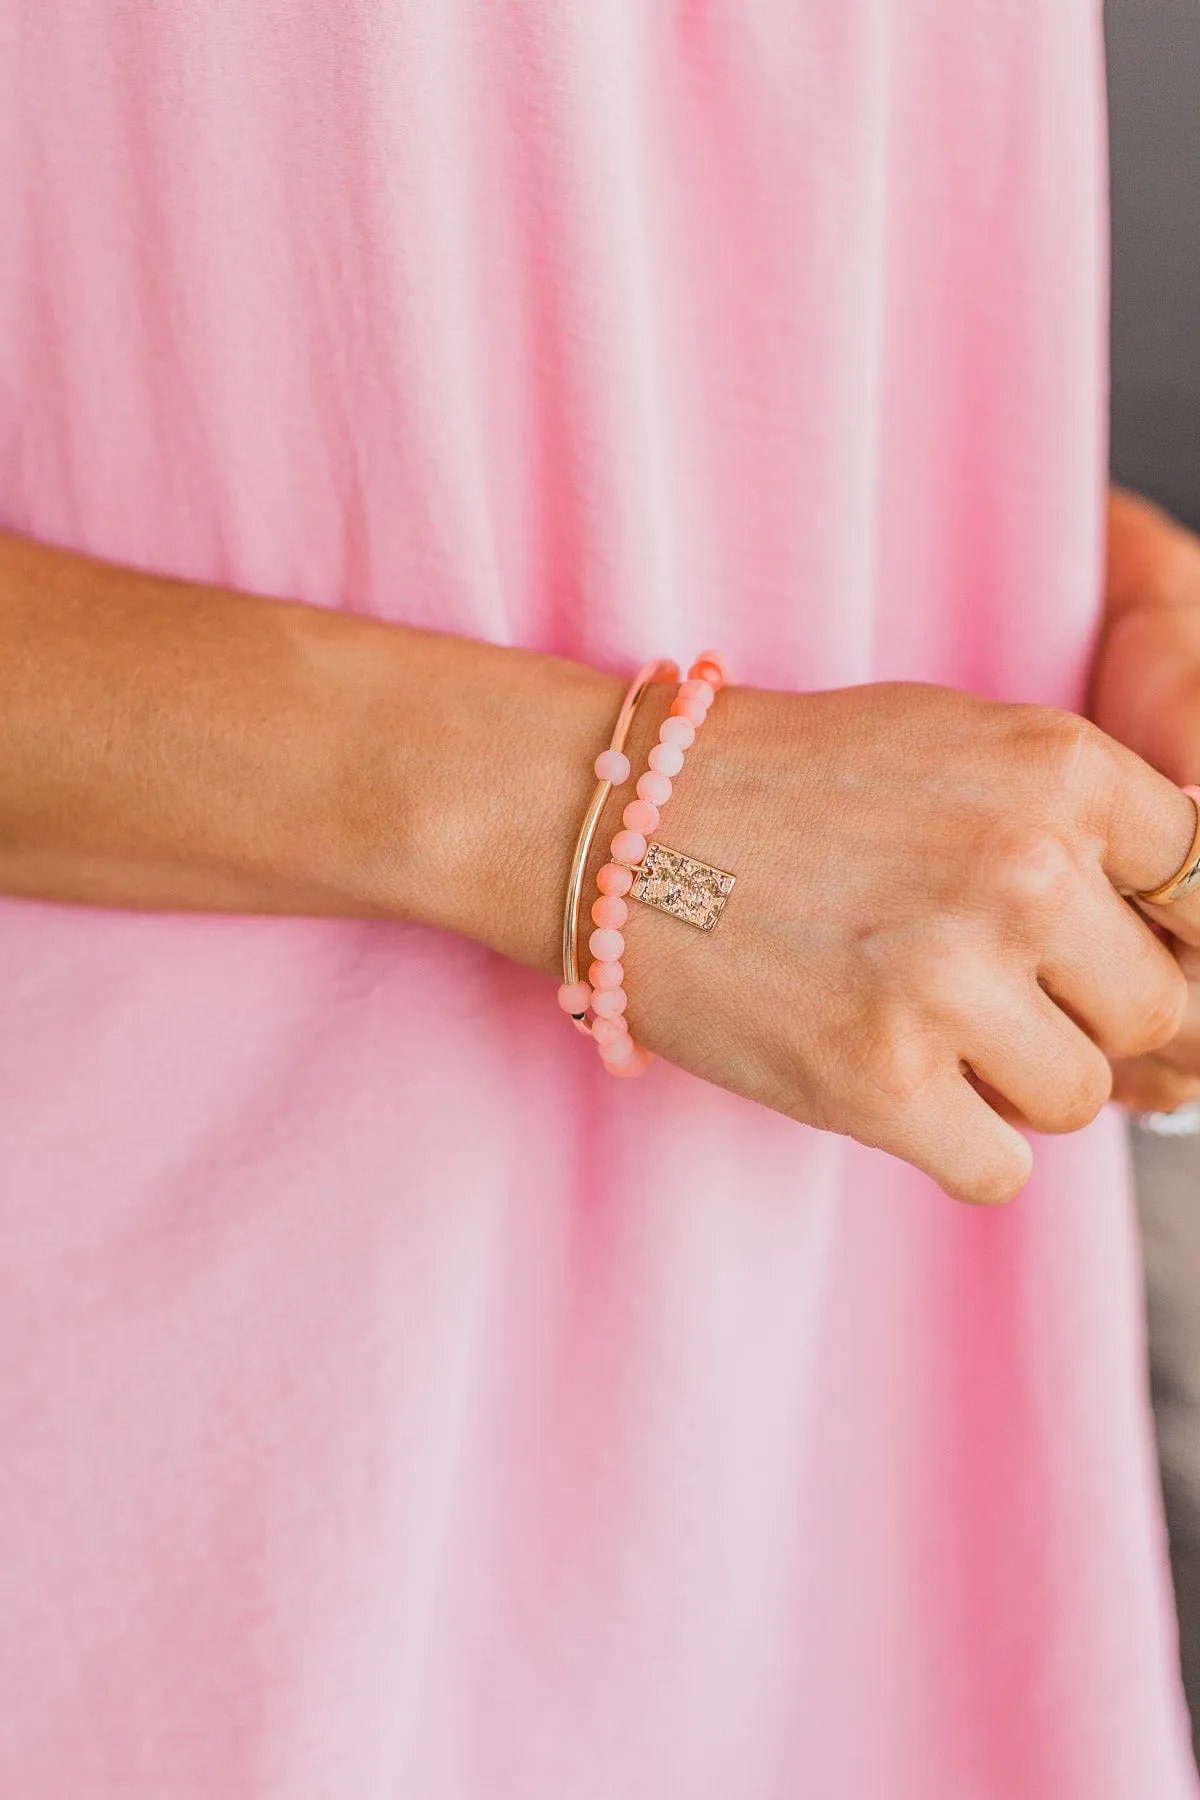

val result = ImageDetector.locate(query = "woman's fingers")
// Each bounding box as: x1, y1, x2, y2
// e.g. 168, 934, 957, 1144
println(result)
960, 984, 1114, 1135
854, 1066, 1034, 1206
1109, 943, 1200, 1109
1134, 959, 1200, 1076
1090, 730, 1200, 945
1038, 878, 1188, 1061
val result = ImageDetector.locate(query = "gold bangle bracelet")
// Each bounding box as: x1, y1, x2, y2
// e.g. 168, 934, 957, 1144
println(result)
560, 658, 678, 1025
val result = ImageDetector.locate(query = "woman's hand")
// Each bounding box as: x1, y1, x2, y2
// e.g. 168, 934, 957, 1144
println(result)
1090, 488, 1200, 1112
611, 679, 1198, 1204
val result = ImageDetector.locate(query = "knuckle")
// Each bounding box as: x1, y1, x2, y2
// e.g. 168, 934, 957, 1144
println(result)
907, 928, 994, 1015
1025, 708, 1109, 797
848, 1012, 937, 1110
986, 826, 1078, 914
861, 919, 1003, 1024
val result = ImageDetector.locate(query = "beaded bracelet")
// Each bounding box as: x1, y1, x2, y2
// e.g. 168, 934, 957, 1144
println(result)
557, 650, 734, 1077
558, 658, 679, 1033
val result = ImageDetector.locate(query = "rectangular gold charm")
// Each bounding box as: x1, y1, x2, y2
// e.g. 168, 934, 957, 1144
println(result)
629, 841, 736, 931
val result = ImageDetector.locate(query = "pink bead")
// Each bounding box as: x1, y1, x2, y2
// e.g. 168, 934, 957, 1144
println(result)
622, 798, 660, 836
611, 829, 647, 866
591, 1016, 630, 1048
679, 678, 714, 708
608, 1044, 651, 1078
599, 1031, 636, 1066
589, 927, 625, 962
637, 770, 672, 807
694, 649, 731, 686
556, 980, 592, 1017
593, 749, 631, 785
648, 742, 685, 777
596, 862, 634, 897
591, 895, 629, 930
589, 959, 624, 990
658, 715, 695, 750
591, 986, 628, 1019
670, 696, 707, 726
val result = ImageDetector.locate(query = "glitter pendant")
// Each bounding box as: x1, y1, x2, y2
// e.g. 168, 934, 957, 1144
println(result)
629, 841, 736, 932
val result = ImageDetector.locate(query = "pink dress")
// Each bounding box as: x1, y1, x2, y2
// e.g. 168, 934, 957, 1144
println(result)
0, 4, 1194, 1795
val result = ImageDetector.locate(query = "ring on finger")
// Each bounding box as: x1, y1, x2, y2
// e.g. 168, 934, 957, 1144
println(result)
1136, 786, 1200, 907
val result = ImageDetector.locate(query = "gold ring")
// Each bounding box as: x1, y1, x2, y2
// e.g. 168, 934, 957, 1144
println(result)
1136, 788, 1200, 907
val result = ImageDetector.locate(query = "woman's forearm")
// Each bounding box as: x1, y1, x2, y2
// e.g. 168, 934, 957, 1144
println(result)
0, 532, 624, 975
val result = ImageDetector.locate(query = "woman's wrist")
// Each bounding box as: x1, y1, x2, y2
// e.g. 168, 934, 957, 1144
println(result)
363, 632, 629, 978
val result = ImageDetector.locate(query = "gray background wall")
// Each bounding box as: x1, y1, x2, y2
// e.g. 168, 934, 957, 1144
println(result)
1108, 0, 1200, 531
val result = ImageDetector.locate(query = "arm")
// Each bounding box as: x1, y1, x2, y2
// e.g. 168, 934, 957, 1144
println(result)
0, 530, 621, 975
6, 526, 1197, 1202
